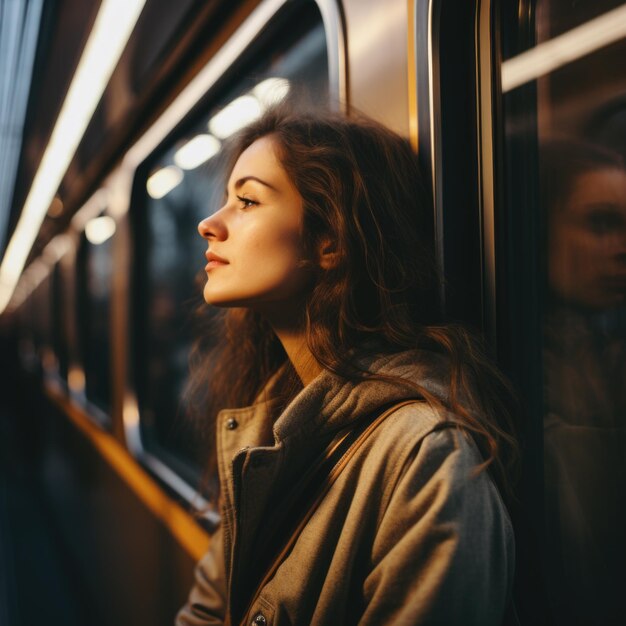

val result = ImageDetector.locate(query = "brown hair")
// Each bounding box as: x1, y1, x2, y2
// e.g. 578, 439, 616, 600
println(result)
540, 139, 624, 215
187, 106, 519, 505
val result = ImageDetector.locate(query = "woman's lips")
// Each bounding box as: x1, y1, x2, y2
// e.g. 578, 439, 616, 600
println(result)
205, 251, 229, 271
206, 260, 228, 271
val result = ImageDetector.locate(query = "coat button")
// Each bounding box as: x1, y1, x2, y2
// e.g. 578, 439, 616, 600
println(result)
226, 418, 238, 430
251, 613, 266, 626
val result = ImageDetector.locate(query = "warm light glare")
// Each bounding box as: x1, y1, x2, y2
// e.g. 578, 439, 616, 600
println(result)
252, 77, 290, 106
208, 95, 263, 139
0, 0, 146, 313
147, 166, 184, 199
173, 134, 221, 170
502, 4, 626, 92
48, 196, 64, 217
85, 215, 116, 245
68, 367, 86, 393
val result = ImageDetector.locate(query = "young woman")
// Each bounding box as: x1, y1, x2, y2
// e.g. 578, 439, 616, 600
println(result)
176, 107, 519, 626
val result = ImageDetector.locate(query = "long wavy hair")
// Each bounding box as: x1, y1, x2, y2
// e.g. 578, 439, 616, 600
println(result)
187, 105, 520, 506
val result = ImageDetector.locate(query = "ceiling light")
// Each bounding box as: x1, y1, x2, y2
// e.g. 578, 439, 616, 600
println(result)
85, 215, 116, 245
208, 95, 263, 139
42, 234, 72, 264
173, 134, 221, 170
252, 77, 290, 107
146, 166, 184, 199
0, 0, 146, 314
502, 4, 626, 92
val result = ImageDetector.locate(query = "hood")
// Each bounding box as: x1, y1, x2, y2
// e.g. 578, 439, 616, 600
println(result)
272, 349, 454, 447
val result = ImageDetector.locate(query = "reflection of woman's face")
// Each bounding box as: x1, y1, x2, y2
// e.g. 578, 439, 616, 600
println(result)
197, 136, 310, 317
549, 168, 626, 310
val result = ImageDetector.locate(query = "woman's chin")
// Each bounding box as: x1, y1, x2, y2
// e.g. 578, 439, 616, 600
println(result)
203, 286, 245, 308
203, 285, 225, 306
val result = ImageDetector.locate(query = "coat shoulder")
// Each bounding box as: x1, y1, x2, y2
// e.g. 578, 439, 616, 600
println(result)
368, 400, 513, 532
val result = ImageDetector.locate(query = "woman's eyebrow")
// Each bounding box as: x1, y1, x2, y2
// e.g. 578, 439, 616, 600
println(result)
233, 175, 278, 191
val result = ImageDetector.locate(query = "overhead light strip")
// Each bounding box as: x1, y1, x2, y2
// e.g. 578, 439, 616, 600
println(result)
0, 0, 147, 313
502, 4, 626, 93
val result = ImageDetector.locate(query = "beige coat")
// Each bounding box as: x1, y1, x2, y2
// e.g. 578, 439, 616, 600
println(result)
176, 350, 514, 626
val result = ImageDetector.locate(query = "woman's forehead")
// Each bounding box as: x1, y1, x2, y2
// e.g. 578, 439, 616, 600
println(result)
228, 135, 293, 193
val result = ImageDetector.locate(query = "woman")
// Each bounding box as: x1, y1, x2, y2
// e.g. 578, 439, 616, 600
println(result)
177, 107, 519, 626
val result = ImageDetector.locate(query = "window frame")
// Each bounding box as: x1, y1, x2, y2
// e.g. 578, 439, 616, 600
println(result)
74, 219, 115, 428
412, 0, 487, 329
114, 0, 346, 513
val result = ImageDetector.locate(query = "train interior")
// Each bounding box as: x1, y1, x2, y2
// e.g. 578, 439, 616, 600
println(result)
0, 0, 625, 625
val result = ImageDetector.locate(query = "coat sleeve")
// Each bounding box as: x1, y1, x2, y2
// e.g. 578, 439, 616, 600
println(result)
359, 427, 515, 626
176, 524, 227, 626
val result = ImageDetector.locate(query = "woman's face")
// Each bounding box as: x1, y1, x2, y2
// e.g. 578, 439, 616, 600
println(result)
549, 167, 626, 310
198, 135, 311, 316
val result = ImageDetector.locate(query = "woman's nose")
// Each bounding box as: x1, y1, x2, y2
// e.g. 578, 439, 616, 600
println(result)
198, 212, 225, 240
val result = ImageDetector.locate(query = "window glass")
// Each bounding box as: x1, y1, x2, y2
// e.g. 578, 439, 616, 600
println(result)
134, 4, 330, 485
51, 262, 69, 384
17, 298, 38, 373
498, 1, 626, 623
77, 226, 114, 424
36, 274, 53, 371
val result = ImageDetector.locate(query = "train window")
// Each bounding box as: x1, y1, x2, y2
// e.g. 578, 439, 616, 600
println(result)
133, 2, 330, 487
35, 273, 53, 372
50, 261, 70, 386
17, 298, 38, 374
497, 1, 626, 623
76, 220, 114, 425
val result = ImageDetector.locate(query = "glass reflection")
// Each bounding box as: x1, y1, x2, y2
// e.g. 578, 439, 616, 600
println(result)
79, 232, 113, 422
541, 140, 626, 624
499, 1, 626, 623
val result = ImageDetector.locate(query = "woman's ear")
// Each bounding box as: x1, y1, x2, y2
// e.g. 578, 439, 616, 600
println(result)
317, 237, 340, 270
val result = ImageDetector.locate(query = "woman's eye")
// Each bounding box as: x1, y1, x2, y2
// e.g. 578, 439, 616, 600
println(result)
236, 195, 258, 209
585, 209, 621, 235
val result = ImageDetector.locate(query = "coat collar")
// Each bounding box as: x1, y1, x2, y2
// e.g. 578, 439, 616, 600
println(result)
216, 348, 455, 477
271, 349, 452, 449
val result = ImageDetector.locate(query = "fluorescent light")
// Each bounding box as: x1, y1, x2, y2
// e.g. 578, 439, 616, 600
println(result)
173, 134, 221, 170
146, 166, 184, 199
502, 4, 626, 92
252, 77, 290, 106
204, 80, 288, 145
124, 0, 292, 166
23, 260, 48, 290
42, 234, 72, 264
208, 95, 263, 139
8, 258, 48, 309
85, 215, 116, 245
71, 189, 108, 231
0, 0, 146, 314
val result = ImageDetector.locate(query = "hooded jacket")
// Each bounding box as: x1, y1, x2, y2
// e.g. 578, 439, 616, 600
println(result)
176, 349, 515, 626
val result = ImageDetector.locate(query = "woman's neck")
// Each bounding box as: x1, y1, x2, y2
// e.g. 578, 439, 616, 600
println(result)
270, 321, 322, 386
